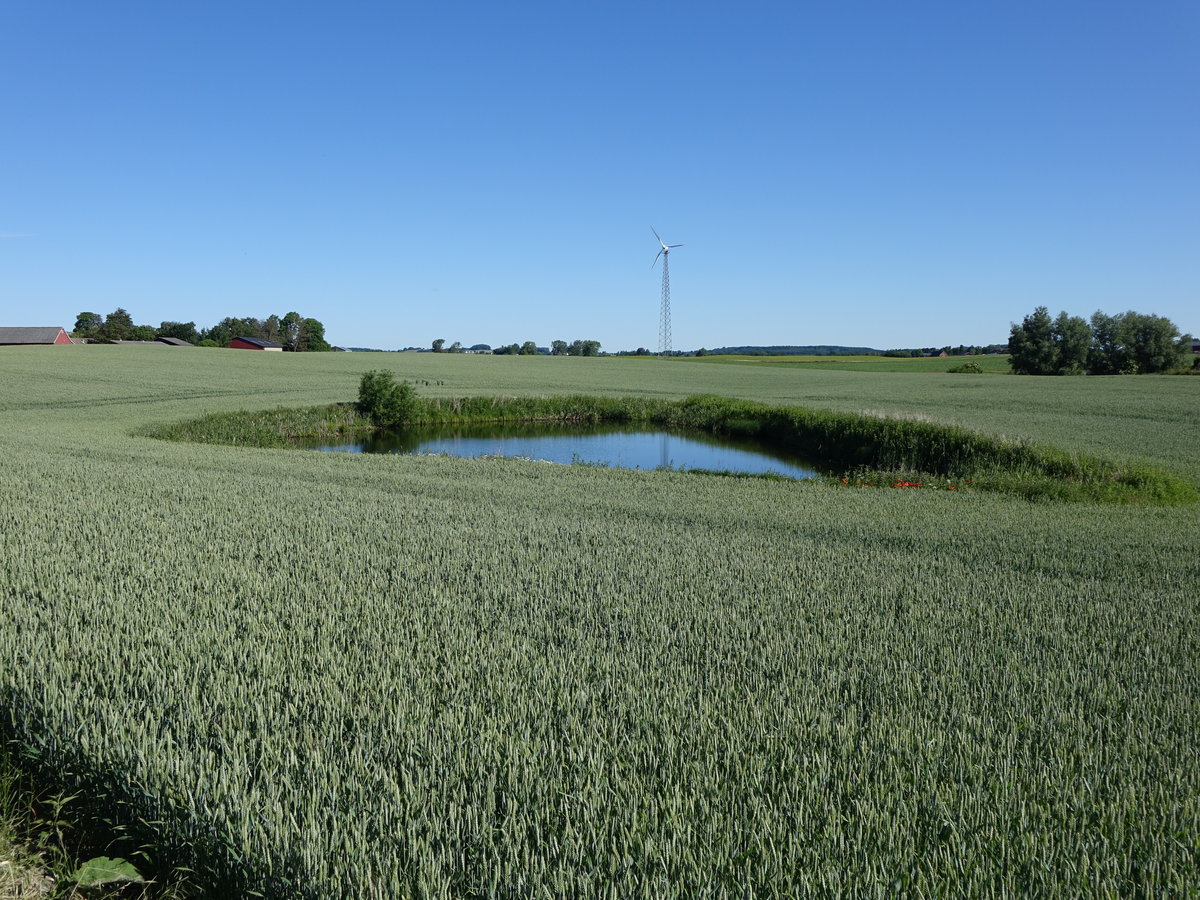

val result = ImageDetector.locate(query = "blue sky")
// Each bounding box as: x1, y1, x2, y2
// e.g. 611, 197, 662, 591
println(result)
2, 1, 1196, 351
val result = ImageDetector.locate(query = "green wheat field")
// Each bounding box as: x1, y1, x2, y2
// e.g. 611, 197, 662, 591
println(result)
2, 346, 1198, 897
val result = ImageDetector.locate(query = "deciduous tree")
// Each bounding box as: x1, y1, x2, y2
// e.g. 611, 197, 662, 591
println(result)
94, 307, 136, 342
1052, 312, 1091, 375
261, 314, 282, 344
73, 312, 103, 338
1008, 307, 1056, 375
1087, 311, 1130, 375
280, 312, 302, 351
300, 317, 330, 352
357, 370, 420, 425
1118, 311, 1192, 374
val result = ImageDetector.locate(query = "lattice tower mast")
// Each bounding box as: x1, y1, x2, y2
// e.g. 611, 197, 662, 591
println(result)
651, 227, 683, 356
659, 251, 672, 354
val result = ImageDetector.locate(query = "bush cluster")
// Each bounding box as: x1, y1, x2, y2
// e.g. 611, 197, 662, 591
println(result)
356, 370, 420, 426
1009, 307, 1192, 375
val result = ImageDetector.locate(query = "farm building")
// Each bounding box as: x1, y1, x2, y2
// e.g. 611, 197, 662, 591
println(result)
230, 337, 283, 351
105, 338, 194, 347
0, 326, 74, 346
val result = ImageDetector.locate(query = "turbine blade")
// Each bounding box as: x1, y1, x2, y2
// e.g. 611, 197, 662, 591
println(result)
652, 248, 664, 268
651, 226, 662, 242
669, 243, 684, 248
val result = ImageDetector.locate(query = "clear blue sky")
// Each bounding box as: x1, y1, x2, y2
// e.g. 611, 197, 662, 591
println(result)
2, 1, 1196, 351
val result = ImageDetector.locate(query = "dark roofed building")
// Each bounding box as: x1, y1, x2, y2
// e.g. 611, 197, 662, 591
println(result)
229, 336, 283, 351
0, 326, 74, 346
156, 336, 194, 346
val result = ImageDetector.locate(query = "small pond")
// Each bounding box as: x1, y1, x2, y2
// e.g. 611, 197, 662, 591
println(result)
302, 422, 827, 481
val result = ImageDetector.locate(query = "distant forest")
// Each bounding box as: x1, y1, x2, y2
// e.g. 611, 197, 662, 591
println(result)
706, 345, 879, 356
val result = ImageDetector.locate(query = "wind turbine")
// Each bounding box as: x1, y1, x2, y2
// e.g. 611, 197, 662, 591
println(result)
651, 227, 683, 355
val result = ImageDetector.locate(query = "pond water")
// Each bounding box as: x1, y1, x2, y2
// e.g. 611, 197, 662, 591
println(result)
303, 422, 826, 481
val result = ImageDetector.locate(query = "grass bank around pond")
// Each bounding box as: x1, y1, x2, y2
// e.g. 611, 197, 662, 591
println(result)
142, 392, 1195, 505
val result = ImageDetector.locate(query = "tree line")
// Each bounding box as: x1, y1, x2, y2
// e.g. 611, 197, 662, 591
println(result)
73, 309, 331, 351
882, 344, 1008, 358
1008, 307, 1194, 375
431, 338, 602, 356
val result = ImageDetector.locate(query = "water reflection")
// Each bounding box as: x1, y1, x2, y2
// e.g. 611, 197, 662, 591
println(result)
303, 422, 825, 481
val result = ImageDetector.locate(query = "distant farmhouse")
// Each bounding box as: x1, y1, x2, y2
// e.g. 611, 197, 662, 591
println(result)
229, 336, 283, 351
111, 338, 194, 347
0, 326, 74, 346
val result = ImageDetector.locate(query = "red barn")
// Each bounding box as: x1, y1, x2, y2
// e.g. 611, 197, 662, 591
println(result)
229, 336, 283, 351
0, 326, 74, 346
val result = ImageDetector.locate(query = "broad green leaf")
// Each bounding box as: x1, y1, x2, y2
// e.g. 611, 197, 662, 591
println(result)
73, 856, 144, 887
